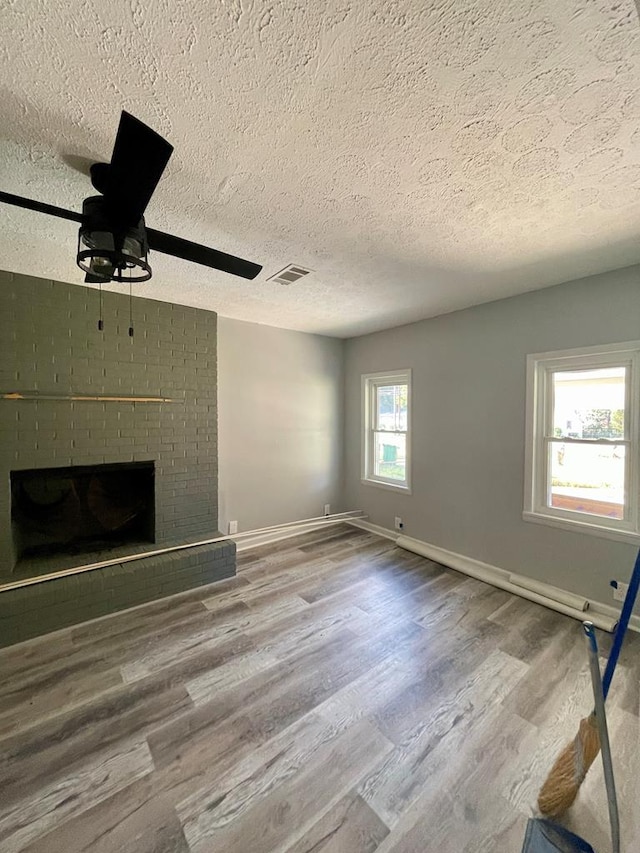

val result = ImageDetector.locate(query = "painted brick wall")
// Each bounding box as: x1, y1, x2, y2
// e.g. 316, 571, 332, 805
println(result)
0, 541, 236, 646
0, 270, 220, 576
0, 270, 233, 645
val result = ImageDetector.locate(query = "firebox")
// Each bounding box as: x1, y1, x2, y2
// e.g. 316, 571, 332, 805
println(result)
11, 461, 155, 562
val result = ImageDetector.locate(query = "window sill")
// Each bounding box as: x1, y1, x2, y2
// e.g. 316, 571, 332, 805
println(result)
522, 510, 640, 546
361, 478, 412, 495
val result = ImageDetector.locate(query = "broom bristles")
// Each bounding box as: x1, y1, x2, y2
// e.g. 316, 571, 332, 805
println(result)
537, 714, 601, 817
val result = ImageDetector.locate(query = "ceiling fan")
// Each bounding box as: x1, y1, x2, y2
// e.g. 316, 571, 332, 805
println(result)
0, 111, 262, 285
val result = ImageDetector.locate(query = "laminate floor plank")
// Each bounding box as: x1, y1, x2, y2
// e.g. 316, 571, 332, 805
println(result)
358, 651, 528, 828
298, 561, 402, 605
283, 791, 390, 853
21, 780, 190, 853
370, 622, 510, 746
0, 738, 154, 853
117, 595, 311, 684
0, 662, 124, 739
178, 718, 393, 853
213, 558, 344, 606
372, 708, 537, 853
81, 600, 248, 665
175, 711, 374, 842
501, 666, 594, 814
240, 553, 341, 584
357, 569, 468, 623
2, 524, 638, 852
0, 632, 76, 687
235, 526, 369, 566
492, 597, 574, 665
66, 575, 249, 658
149, 619, 422, 773
297, 529, 388, 556
185, 606, 372, 707
1, 678, 191, 809
318, 655, 433, 731
1, 595, 246, 715
501, 621, 586, 725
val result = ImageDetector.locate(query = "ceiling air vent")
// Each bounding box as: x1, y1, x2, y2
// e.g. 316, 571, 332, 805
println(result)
268, 264, 312, 286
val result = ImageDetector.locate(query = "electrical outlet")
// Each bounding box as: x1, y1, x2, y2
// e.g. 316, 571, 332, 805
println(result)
612, 580, 629, 602
324, 504, 331, 516
394, 516, 404, 531
228, 520, 238, 535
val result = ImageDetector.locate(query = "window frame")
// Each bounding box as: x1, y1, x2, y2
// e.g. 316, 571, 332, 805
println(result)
361, 369, 412, 493
524, 341, 640, 544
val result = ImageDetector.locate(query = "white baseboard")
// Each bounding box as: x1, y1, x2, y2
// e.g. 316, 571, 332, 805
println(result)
234, 523, 331, 552
235, 514, 367, 552
347, 522, 639, 634
346, 518, 399, 542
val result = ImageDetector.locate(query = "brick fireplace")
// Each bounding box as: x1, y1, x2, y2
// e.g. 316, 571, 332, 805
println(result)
0, 270, 235, 647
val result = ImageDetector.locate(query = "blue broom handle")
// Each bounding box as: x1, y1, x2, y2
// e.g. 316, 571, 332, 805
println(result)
584, 622, 620, 853
602, 547, 640, 699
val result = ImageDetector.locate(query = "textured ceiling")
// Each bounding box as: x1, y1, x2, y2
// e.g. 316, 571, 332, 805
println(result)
1, 1, 640, 337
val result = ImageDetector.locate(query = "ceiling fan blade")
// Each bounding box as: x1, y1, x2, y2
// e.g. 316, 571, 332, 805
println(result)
106, 111, 173, 223
146, 228, 262, 280
0, 190, 82, 223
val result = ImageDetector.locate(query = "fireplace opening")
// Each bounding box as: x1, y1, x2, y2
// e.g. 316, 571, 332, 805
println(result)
11, 462, 155, 561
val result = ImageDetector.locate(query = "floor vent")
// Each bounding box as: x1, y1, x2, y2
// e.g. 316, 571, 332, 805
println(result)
268, 264, 312, 286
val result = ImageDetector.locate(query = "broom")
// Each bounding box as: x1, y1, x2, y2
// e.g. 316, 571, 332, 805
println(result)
537, 548, 640, 818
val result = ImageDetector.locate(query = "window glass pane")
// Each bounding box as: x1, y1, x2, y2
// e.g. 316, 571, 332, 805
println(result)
552, 367, 626, 439
376, 384, 408, 431
548, 440, 625, 520
374, 432, 406, 481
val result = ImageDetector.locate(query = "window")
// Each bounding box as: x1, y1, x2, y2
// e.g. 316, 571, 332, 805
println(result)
362, 370, 411, 491
524, 342, 640, 543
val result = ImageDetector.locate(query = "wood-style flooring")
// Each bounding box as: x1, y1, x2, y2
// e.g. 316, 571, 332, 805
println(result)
1, 525, 638, 852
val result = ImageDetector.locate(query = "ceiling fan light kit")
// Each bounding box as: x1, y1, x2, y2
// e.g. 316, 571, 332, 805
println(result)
76, 196, 151, 284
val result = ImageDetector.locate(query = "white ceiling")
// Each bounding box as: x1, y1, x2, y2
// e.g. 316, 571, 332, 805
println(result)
1, 1, 640, 338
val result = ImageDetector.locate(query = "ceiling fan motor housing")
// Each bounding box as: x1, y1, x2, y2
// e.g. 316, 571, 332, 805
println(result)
77, 196, 151, 283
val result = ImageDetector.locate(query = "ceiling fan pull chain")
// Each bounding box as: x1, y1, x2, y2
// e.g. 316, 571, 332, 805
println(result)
98, 282, 104, 331
128, 273, 134, 337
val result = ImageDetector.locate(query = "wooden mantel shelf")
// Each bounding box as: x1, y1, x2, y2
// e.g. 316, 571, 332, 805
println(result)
1, 392, 179, 402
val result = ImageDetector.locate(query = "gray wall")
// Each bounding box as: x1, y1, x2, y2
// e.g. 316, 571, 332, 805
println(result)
344, 265, 640, 608
218, 317, 344, 534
